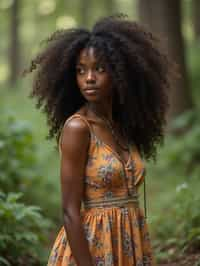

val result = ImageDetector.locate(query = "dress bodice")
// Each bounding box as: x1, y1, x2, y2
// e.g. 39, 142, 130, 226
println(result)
49, 114, 155, 266
59, 114, 146, 203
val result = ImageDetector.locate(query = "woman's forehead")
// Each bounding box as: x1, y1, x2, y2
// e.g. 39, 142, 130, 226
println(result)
80, 47, 95, 56
77, 47, 105, 64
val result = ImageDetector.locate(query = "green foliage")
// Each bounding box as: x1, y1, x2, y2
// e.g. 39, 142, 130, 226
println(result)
0, 106, 61, 222
187, 41, 200, 106
153, 180, 200, 260
149, 109, 200, 180
0, 192, 51, 266
0, 111, 53, 265
167, 109, 200, 178
0, 112, 43, 193
149, 109, 200, 261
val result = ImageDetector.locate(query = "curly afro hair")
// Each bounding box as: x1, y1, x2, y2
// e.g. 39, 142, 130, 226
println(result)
24, 14, 172, 161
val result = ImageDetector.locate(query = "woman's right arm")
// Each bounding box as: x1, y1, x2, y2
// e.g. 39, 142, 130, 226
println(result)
59, 117, 93, 266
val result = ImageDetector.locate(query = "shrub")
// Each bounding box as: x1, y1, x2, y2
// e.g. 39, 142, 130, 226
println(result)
0, 114, 43, 193
0, 112, 53, 265
0, 192, 51, 266
150, 109, 200, 261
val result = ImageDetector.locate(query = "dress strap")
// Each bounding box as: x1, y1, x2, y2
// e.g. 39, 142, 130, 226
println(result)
58, 114, 93, 155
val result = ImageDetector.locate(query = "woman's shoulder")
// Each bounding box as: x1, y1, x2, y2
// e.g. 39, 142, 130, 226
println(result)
62, 113, 90, 136
70, 105, 96, 129
59, 114, 91, 155
61, 105, 100, 144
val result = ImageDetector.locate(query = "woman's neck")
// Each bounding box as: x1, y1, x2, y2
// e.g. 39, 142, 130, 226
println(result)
86, 100, 113, 122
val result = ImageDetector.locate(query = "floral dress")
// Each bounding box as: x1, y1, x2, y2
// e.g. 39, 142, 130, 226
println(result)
47, 114, 155, 266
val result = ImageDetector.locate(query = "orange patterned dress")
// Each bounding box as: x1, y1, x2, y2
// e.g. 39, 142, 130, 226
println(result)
47, 114, 155, 266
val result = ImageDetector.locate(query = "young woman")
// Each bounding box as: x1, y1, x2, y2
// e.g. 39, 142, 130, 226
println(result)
26, 14, 171, 266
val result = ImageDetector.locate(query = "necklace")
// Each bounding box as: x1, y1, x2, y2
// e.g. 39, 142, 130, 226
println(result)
86, 103, 129, 152
85, 103, 147, 219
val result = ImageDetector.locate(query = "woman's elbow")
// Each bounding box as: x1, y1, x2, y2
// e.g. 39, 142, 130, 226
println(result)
62, 206, 81, 225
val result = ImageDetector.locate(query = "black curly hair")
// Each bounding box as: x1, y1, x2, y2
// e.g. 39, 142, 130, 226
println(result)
24, 14, 172, 161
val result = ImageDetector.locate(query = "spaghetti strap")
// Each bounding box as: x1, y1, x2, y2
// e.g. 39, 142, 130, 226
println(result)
49, 114, 154, 266
58, 113, 93, 155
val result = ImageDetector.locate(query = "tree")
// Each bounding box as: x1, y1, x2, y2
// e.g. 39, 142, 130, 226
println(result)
9, 0, 20, 86
192, 0, 200, 40
138, 0, 193, 122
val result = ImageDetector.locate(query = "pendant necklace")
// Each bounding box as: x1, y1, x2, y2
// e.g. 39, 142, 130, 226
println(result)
86, 102, 147, 219
86, 102, 129, 152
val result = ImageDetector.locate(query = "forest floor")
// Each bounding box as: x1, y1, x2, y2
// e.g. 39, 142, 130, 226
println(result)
159, 252, 200, 266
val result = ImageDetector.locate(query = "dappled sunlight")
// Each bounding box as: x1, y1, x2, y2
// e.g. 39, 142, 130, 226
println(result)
38, 0, 56, 16
0, 64, 9, 83
56, 15, 77, 29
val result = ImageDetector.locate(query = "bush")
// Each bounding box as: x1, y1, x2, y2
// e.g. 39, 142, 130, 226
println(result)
152, 180, 200, 260
0, 113, 43, 194
151, 108, 200, 180
0, 112, 54, 265
0, 192, 51, 266
0, 110, 61, 221
149, 109, 200, 261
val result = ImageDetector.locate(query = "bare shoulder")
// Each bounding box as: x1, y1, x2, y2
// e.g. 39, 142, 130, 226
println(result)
60, 115, 90, 152
63, 115, 89, 132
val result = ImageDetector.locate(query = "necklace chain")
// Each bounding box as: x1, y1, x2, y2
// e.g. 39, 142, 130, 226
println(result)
85, 103, 147, 219
86, 103, 129, 151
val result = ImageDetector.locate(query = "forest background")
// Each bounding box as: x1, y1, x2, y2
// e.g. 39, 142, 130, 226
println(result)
0, 0, 200, 265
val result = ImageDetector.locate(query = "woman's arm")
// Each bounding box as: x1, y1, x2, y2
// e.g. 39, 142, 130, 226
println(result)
59, 117, 93, 266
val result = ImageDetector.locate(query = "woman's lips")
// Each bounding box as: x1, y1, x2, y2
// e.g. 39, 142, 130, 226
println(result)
84, 88, 98, 95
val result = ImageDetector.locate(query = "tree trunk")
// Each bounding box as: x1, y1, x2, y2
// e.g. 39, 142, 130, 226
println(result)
138, 0, 193, 122
138, 0, 152, 30
192, 0, 200, 40
10, 0, 20, 86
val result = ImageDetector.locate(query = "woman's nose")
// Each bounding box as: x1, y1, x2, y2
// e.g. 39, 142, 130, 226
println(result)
86, 70, 96, 84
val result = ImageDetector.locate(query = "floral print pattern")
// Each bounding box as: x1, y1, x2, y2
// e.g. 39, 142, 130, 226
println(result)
48, 114, 156, 265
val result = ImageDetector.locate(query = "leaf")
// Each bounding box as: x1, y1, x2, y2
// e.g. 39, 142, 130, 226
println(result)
7, 192, 23, 203
0, 257, 11, 266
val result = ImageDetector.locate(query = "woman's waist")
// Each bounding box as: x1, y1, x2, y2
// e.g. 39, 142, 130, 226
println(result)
83, 194, 139, 209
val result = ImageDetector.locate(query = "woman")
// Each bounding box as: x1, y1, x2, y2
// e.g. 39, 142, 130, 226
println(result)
26, 14, 171, 266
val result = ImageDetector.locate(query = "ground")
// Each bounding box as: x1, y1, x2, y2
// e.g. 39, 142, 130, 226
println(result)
159, 253, 200, 266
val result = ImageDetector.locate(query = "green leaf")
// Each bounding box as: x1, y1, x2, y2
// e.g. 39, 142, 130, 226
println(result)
0, 257, 11, 266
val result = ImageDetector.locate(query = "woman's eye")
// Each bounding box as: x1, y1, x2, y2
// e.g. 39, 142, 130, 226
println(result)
96, 66, 105, 73
76, 67, 85, 74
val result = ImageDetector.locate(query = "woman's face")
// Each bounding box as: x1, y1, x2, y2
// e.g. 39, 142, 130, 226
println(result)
76, 47, 113, 103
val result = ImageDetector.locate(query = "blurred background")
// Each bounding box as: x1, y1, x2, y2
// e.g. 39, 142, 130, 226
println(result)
0, 0, 200, 265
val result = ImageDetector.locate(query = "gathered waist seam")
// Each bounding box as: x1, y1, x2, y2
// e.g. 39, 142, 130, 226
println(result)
83, 195, 139, 209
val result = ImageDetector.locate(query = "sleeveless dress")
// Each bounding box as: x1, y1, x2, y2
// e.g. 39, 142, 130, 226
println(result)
47, 114, 155, 266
